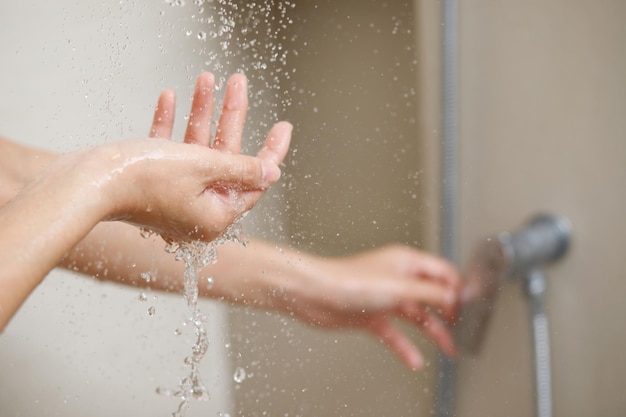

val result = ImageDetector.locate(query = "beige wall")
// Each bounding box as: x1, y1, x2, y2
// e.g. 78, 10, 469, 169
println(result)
454, 1, 626, 416
233, 1, 626, 416
229, 1, 439, 416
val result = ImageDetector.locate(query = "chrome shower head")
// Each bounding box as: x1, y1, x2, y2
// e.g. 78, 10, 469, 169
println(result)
501, 214, 571, 279
455, 214, 571, 354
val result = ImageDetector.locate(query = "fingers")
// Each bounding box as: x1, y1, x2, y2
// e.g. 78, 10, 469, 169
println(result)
150, 89, 176, 139
367, 317, 424, 370
397, 279, 457, 322
409, 251, 461, 289
158, 72, 291, 167
366, 308, 458, 370
213, 73, 248, 153
185, 72, 215, 146
256, 121, 293, 166
402, 305, 458, 358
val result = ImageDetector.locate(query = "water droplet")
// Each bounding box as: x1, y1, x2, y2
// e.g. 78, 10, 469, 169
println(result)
174, 328, 182, 336
138, 292, 148, 302
140, 271, 153, 283
197, 31, 207, 41
206, 276, 214, 290
233, 367, 246, 383
148, 306, 156, 316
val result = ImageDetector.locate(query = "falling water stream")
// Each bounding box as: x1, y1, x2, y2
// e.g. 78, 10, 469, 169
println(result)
150, 1, 294, 415
145, 222, 248, 417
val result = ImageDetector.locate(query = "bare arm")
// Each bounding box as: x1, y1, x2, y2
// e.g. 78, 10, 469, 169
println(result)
0, 72, 458, 369
0, 146, 108, 329
63, 224, 459, 370
0, 72, 291, 332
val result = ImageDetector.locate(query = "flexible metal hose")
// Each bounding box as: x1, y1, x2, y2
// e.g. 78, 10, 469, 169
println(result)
525, 269, 553, 417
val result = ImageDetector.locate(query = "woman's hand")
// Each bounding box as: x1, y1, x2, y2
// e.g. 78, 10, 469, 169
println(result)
0, 72, 291, 330
0, 72, 291, 244
115, 71, 292, 242
234, 243, 461, 370
95, 72, 291, 242
206, 241, 460, 370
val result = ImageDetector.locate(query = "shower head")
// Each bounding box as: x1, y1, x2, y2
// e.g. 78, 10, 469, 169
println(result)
500, 214, 571, 279
455, 214, 571, 354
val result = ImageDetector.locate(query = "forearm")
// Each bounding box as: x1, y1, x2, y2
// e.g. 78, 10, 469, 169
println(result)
0, 153, 107, 331
0, 136, 54, 206
62, 223, 328, 314
0, 136, 313, 314
201, 238, 327, 310
0, 70, 293, 332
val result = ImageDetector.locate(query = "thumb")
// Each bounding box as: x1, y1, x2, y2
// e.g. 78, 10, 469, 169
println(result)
209, 154, 281, 190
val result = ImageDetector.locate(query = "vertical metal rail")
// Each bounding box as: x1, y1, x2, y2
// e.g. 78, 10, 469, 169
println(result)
436, 0, 459, 416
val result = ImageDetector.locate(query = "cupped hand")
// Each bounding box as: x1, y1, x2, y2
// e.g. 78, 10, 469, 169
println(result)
101, 72, 291, 242
287, 245, 461, 370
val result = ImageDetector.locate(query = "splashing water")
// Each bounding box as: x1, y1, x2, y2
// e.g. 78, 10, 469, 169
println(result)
151, 221, 248, 417
155, 0, 296, 415
164, 0, 297, 133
